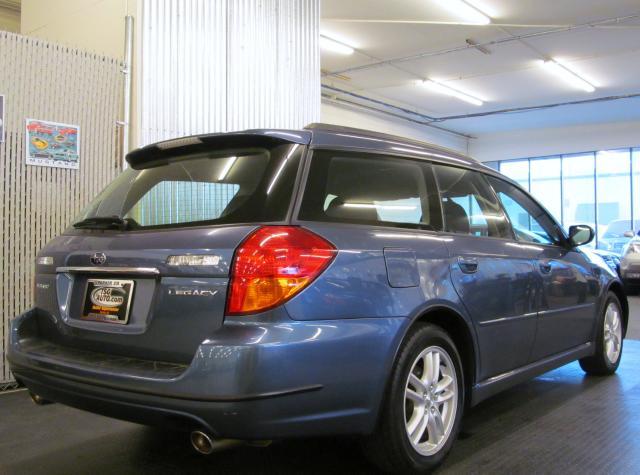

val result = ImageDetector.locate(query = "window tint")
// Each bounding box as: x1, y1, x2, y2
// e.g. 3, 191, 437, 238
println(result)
75, 143, 302, 229
299, 151, 442, 230
433, 164, 510, 238
487, 176, 561, 245
128, 181, 240, 227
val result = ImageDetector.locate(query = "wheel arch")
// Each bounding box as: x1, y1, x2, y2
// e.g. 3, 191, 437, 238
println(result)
388, 304, 478, 409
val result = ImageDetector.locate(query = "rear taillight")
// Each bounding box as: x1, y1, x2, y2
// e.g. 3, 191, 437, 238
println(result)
226, 226, 337, 315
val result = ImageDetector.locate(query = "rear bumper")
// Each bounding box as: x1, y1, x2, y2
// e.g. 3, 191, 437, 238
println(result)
620, 255, 640, 281
8, 309, 405, 439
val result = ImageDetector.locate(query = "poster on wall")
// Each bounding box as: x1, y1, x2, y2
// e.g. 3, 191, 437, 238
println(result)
25, 119, 80, 169
0, 95, 4, 143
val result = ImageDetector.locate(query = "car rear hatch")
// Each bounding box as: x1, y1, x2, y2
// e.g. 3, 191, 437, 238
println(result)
30, 131, 309, 365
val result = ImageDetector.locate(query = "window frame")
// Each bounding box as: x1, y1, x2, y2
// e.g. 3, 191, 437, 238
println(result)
485, 173, 568, 249
293, 147, 573, 247
432, 163, 514, 240
69, 143, 305, 234
296, 148, 444, 232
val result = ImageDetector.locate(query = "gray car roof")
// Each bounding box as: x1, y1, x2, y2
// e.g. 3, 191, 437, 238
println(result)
127, 122, 490, 172
304, 123, 479, 167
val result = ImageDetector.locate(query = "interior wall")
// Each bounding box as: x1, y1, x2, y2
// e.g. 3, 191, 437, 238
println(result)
0, 31, 124, 384
321, 101, 469, 154
21, 0, 140, 151
20, 0, 136, 59
0, 6, 19, 32
470, 120, 640, 162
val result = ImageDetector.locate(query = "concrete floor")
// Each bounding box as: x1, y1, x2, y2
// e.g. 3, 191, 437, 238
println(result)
2, 297, 640, 474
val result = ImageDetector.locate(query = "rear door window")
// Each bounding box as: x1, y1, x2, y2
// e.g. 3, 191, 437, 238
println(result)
433, 164, 511, 238
299, 151, 442, 230
486, 175, 562, 245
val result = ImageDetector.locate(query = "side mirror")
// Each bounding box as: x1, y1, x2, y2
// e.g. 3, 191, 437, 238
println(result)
568, 224, 594, 247
624, 230, 635, 238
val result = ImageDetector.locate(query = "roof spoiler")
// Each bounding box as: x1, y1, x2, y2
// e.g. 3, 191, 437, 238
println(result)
126, 130, 311, 169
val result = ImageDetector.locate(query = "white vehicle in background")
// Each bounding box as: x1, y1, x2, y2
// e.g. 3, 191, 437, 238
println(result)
620, 237, 640, 292
598, 219, 640, 255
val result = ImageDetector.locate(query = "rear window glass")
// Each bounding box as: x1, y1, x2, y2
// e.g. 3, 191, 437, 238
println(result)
74, 143, 302, 229
299, 151, 442, 230
129, 181, 240, 227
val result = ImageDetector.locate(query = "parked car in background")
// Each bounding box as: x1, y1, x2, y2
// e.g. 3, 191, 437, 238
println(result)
586, 248, 622, 277
598, 219, 640, 255
8, 125, 628, 473
620, 236, 640, 292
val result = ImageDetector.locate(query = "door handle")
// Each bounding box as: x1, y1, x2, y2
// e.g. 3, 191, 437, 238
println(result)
458, 256, 479, 274
539, 261, 552, 274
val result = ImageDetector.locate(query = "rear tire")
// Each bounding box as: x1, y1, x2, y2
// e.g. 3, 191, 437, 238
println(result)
579, 292, 624, 375
361, 324, 464, 474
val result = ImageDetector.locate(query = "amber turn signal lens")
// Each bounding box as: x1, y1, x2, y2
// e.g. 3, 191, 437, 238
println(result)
226, 226, 337, 315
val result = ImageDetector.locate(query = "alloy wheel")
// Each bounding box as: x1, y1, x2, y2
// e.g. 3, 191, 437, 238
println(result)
403, 346, 458, 456
603, 301, 622, 364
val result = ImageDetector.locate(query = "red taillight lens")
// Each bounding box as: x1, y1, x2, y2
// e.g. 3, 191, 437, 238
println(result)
226, 226, 337, 315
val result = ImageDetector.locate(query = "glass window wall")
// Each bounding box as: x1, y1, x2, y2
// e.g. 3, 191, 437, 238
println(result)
486, 146, 640, 254
530, 157, 561, 222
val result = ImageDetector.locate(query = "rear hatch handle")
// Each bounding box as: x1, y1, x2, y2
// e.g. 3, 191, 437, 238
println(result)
56, 266, 160, 276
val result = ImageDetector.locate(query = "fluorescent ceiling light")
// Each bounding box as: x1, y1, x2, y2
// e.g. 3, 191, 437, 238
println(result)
320, 35, 354, 55
267, 145, 299, 194
343, 203, 418, 211
433, 0, 491, 25
540, 59, 596, 93
420, 79, 484, 106
218, 156, 237, 180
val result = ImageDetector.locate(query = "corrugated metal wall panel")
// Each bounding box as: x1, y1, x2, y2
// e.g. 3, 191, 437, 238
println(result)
140, 0, 320, 145
0, 32, 123, 385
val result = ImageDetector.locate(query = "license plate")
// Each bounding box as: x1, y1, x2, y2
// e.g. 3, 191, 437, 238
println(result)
81, 279, 135, 324
627, 273, 640, 279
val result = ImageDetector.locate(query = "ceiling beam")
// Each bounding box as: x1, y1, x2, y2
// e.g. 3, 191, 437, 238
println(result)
323, 84, 640, 132
322, 84, 474, 139
431, 92, 640, 122
323, 19, 640, 29
322, 94, 473, 139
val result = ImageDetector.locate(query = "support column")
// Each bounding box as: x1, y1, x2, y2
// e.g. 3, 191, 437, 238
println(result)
139, 0, 320, 146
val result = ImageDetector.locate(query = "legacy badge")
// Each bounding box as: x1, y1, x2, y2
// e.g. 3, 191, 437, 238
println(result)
168, 288, 219, 297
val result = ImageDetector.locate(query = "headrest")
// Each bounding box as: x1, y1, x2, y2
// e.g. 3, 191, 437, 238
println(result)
443, 200, 470, 234
325, 197, 379, 222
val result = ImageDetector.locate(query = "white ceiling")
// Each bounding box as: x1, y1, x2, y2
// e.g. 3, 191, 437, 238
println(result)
320, 0, 640, 136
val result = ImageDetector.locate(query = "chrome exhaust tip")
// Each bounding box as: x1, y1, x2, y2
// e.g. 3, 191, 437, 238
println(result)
190, 431, 215, 455
29, 391, 52, 405
190, 431, 257, 455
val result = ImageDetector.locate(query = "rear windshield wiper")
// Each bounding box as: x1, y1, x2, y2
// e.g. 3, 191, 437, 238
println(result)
73, 216, 137, 231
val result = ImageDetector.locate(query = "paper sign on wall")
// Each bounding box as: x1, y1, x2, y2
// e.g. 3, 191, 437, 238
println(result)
25, 119, 80, 169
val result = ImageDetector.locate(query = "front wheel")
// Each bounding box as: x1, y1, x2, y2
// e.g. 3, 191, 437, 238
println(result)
579, 292, 624, 375
362, 324, 464, 473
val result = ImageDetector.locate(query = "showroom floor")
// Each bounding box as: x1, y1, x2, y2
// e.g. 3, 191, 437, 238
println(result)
2, 298, 640, 475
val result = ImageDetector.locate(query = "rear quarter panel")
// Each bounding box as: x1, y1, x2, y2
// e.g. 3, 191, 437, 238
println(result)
285, 223, 476, 415
285, 223, 460, 321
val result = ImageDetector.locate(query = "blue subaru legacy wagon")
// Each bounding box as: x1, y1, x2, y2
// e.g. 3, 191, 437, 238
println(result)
9, 124, 627, 473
